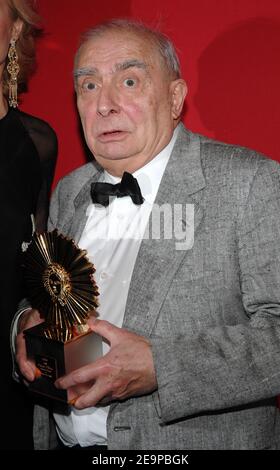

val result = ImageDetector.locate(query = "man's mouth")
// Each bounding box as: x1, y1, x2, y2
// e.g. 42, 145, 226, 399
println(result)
98, 130, 128, 141
102, 130, 122, 135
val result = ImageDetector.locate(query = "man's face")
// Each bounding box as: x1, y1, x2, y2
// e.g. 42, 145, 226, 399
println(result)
75, 30, 186, 175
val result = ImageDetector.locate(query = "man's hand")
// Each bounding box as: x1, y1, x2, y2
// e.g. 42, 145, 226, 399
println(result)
16, 308, 43, 382
55, 319, 158, 409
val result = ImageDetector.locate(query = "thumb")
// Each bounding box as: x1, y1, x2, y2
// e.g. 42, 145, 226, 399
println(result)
87, 318, 120, 345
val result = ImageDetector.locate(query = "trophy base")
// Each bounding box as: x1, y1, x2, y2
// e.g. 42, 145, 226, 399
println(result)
24, 322, 102, 403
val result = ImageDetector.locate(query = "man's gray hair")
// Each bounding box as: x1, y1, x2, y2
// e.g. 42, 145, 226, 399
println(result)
74, 18, 181, 79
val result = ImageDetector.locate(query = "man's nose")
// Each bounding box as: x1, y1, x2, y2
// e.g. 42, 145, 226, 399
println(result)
97, 84, 120, 117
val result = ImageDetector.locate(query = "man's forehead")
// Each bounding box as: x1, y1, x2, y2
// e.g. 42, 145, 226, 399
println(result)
77, 30, 156, 65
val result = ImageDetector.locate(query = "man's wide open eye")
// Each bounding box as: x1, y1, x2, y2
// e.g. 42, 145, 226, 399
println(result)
82, 81, 96, 91
124, 78, 136, 87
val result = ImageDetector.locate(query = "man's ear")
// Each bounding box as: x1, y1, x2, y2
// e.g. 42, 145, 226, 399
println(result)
11, 18, 23, 42
170, 79, 188, 120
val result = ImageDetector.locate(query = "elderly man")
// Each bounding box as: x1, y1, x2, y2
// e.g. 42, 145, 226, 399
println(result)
16, 19, 280, 450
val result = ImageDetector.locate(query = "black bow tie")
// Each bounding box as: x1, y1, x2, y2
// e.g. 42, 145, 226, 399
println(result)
91, 171, 144, 207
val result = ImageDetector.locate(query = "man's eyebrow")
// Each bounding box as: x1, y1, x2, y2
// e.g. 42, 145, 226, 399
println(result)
74, 60, 147, 79
73, 67, 98, 78
115, 59, 148, 72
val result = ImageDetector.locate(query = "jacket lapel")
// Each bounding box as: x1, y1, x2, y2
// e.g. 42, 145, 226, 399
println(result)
123, 125, 205, 335
66, 167, 102, 242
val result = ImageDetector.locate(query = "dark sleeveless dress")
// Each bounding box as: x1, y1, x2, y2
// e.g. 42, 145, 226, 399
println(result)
0, 108, 57, 449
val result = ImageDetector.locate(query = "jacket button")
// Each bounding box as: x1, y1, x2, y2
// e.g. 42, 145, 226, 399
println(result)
114, 426, 131, 431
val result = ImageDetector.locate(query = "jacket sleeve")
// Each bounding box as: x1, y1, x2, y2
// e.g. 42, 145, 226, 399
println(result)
151, 158, 280, 423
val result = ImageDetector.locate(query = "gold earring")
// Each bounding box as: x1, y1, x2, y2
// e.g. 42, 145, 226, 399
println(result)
7, 39, 20, 108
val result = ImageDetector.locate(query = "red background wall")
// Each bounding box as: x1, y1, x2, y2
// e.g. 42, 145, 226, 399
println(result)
21, 0, 280, 187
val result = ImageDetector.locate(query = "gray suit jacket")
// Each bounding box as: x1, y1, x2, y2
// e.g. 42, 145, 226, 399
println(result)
34, 124, 280, 449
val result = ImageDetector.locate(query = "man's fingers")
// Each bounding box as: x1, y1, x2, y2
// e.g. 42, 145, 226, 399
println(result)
16, 332, 27, 358
18, 308, 42, 333
88, 318, 121, 345
19, 360, 36, 382
16, 351, 36, 382
55, 357, 106, 389
15, 308, 44, 383
16, 332, 36, 382
74, 380, 110, 409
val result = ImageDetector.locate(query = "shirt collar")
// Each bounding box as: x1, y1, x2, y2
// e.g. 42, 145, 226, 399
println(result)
103, 125, 180, 205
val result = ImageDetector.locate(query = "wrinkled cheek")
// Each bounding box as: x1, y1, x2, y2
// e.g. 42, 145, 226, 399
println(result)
77, 99, 95, 120
82, 121, 96, 150
125, 100, 148, 121
80, 109, 96, 135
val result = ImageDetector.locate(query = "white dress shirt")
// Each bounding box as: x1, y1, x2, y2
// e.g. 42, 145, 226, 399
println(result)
54, 127, 179, 447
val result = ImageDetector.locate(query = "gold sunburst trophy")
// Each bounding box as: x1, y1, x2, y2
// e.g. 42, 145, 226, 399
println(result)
23, 230, 102, 403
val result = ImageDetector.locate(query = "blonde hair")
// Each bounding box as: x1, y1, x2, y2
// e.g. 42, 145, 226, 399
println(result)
3, 0, 41, 99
